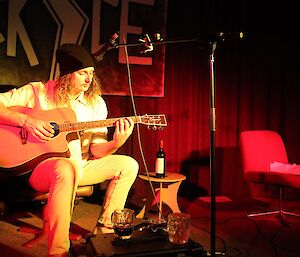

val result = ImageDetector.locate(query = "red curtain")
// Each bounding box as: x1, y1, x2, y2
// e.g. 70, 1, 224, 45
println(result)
107, 0, 300, 200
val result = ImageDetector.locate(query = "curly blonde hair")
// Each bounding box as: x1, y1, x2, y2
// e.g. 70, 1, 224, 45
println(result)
53, 72, 102, 107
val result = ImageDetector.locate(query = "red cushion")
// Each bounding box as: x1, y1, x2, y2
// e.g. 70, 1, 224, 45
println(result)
245, 170, 300, 188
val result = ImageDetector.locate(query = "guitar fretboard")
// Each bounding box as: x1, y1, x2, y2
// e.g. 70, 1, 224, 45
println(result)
58, 116, 141, 132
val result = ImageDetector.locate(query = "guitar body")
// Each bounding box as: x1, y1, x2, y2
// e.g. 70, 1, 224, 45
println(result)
0, 107, 77, 174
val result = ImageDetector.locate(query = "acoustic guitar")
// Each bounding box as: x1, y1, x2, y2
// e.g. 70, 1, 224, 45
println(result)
0, 106, 167, 175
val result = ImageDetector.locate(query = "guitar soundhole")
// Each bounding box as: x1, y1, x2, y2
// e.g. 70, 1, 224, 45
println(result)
50, 122, 60, 137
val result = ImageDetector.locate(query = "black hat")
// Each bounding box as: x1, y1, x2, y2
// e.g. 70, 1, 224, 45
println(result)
56, 44, 95, 76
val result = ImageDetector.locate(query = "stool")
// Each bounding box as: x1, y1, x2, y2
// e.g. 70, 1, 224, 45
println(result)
137, 172, 186, 219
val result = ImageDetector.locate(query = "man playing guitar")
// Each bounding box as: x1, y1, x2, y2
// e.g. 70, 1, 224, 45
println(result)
0, 44, 139, 257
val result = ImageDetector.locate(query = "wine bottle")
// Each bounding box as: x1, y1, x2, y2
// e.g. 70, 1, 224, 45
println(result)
155, 140, 166, 178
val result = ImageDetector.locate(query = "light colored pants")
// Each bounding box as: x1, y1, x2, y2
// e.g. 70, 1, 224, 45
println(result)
29, 154, 138, 255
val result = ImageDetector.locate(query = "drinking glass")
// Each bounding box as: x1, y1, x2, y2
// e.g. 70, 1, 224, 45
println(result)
167, 212, 191, 244
111, 208, 135, 240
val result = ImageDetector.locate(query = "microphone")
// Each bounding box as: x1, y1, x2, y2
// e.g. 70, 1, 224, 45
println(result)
198, 31, 245, 42
93, 32, 119, 62
217, 31, 244, 41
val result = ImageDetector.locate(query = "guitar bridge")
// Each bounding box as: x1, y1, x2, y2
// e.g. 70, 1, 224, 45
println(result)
20, 127, 28, 144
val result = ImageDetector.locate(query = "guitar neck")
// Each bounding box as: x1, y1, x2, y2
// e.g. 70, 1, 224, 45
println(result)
58, 116, 141, 132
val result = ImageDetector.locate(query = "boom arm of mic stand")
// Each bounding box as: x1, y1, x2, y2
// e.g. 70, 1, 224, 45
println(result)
114, 38, 199, 49
111, 31, 244, 49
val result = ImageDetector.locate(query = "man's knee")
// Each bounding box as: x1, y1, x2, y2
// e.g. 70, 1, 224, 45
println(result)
123, 156, 139, 178
53, 159, 77, 184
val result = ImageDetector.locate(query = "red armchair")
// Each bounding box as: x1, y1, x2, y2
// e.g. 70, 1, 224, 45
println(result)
240, 130, 300, 225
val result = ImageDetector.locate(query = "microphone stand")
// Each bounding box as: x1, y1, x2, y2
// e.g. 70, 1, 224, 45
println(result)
208, 41, 225, 257
95, 34, 229, 257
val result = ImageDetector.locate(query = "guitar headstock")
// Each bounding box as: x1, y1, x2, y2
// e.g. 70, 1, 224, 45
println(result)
139, 114, 167, 130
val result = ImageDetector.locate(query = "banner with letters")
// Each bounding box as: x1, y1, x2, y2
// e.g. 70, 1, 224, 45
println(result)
0, 0, 168, 96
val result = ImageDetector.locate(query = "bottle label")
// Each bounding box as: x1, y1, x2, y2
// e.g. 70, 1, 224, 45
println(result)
155, 158, 165, 174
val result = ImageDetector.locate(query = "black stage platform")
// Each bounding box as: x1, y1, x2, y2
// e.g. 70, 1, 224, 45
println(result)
88, 229, 205, 257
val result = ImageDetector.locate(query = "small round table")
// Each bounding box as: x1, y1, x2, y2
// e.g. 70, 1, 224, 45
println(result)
136, 172, 186, 219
